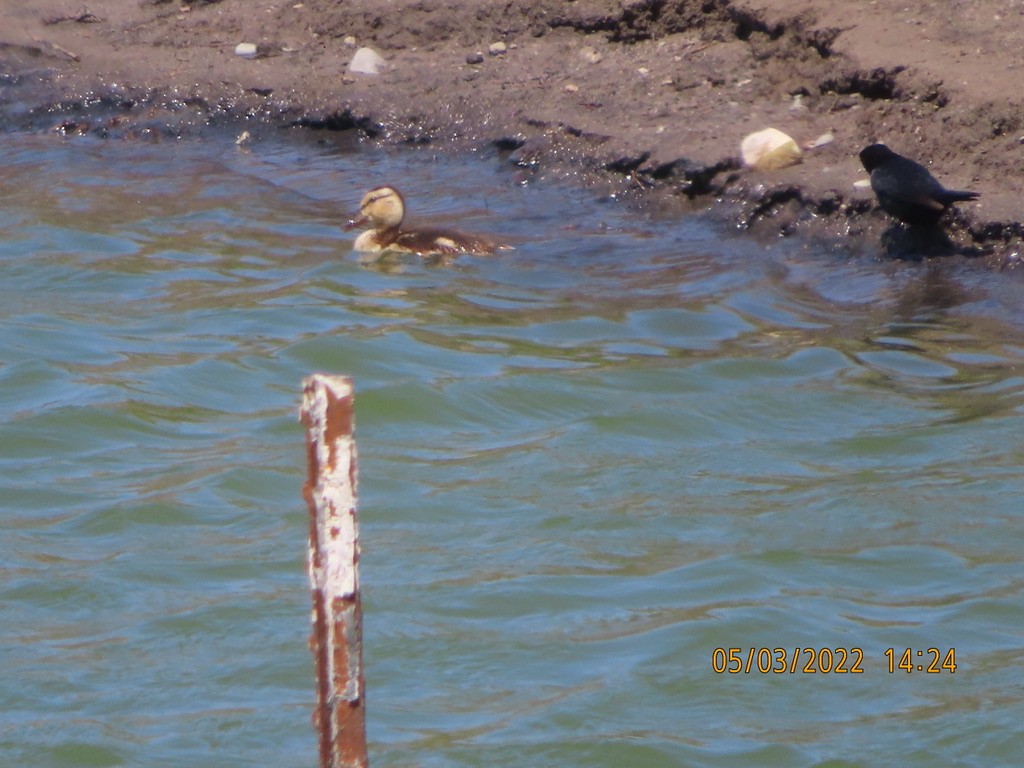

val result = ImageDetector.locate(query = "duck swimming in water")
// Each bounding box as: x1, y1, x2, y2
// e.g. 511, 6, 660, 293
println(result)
345, 185, 508, 257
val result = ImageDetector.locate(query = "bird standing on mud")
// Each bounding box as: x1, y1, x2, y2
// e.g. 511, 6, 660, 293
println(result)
859, 143, 979, 228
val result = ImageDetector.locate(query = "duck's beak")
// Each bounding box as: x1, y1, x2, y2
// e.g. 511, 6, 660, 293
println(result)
344, 212, 367, 231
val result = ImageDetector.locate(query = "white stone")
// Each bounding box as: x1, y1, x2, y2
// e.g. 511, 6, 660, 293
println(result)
234, 42, 258, 59
740, 127, 803, 172
488, 41, 507, 56
349, 46, 386, 75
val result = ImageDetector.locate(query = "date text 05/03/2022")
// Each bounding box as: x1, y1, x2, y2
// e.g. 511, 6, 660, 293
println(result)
711, 647, 957, 674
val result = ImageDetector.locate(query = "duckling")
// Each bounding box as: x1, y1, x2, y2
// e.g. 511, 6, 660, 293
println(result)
345, 185, 508, 257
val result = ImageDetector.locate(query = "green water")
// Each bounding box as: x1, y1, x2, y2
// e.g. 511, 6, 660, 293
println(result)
2, 133, 1023, 767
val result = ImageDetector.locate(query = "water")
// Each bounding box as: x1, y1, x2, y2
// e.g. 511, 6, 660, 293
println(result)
2, 131, 1023, 768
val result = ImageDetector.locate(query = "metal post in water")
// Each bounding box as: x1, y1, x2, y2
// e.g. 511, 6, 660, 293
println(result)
300, 374, 368, 768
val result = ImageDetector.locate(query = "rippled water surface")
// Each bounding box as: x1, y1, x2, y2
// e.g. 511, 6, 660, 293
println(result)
2, 132, 1024, 768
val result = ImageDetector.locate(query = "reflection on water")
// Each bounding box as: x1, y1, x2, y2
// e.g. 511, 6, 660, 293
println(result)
1, 133, 1023, 768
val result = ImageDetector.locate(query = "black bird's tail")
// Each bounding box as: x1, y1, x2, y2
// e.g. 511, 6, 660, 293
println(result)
939, 189, 980, 204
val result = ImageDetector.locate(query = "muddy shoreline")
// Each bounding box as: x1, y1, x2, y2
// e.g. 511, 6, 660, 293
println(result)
3, 0, 1022, 265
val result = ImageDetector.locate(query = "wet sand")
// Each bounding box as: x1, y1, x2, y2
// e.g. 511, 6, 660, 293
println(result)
2, 0, 1022, 263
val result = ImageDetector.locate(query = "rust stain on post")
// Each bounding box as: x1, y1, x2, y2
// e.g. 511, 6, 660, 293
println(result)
301, 374, 368, 768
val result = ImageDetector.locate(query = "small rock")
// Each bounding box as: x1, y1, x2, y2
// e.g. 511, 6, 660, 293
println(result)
235, 42, 258, 59
637, 67, 649, 76
488, 41, 507, 56
343, 36, 357, 47
740, 127, 803, 172
349, 46, 386, 75
466, 51, 484, 65
580, 46, 602, 64
564, 83, 579, 93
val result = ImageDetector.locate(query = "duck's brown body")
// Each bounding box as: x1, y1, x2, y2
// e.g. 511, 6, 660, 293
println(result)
353, 223, 500, 257
346, 186, 507, 257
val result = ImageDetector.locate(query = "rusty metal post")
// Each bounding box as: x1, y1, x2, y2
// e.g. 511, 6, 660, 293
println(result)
300, 374, 368, 768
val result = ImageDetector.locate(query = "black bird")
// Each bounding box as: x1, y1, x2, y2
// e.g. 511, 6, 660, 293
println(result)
859, 143, 979, 227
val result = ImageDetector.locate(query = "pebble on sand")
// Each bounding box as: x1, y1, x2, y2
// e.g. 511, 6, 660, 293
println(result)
349, 46, 387, 75
234, 42, 258, 59
488, 41, 507, 56
466, 51, 484, 65
740, 127, 803, 172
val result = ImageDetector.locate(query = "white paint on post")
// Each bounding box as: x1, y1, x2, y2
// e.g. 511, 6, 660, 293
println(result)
303, 378, 359, 600
301, 374, 368, 768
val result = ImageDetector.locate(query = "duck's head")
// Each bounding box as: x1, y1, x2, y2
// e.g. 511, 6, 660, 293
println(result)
345, 186, 406, 231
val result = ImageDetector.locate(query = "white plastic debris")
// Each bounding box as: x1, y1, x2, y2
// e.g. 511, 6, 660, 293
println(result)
805, 132, 834, 150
